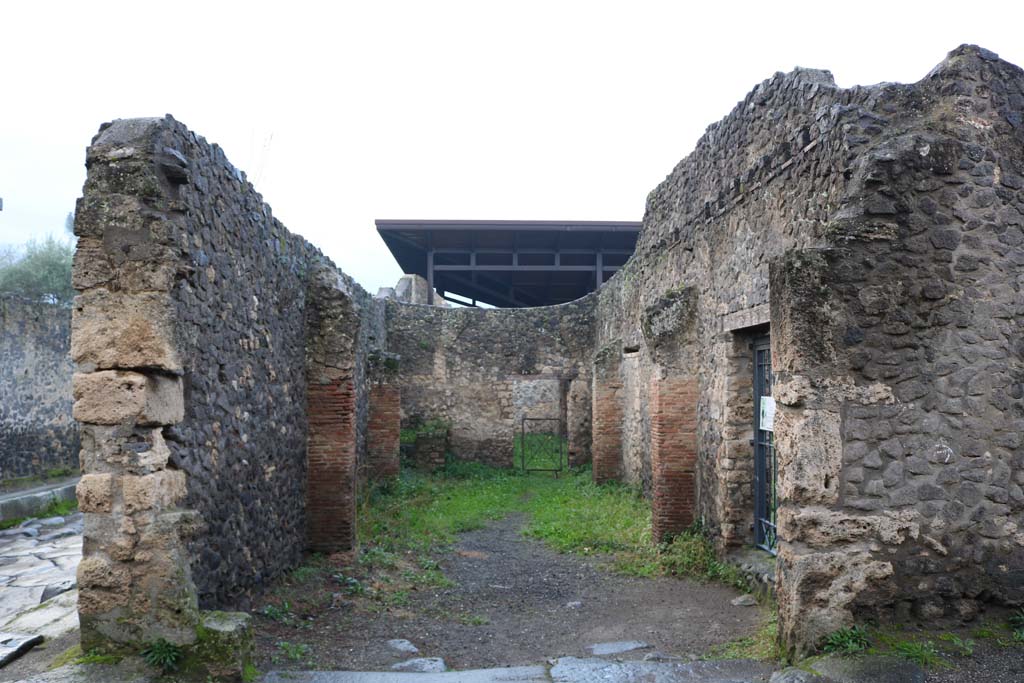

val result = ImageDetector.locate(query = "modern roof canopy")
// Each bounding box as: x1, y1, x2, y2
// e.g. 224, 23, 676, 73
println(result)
375, 219, 642, 308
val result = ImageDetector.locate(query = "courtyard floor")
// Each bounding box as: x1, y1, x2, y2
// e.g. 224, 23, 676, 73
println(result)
254, 512, 765, 672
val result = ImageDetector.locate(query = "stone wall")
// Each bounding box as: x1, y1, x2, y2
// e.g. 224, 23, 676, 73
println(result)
384, 299, 594, 468
771, 46, 1024, 651
71, 116, 383, 650
68, 45, 1024, 659
0, 297, 78, 482
588, 44, 1024, 653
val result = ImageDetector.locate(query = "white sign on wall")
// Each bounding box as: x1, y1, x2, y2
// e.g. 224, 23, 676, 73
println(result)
760, 396, 776, 433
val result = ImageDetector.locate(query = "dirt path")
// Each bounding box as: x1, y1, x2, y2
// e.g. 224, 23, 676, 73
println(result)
255, 514, 765, 672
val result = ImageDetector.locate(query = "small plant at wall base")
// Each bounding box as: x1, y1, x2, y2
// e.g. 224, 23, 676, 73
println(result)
822, 626, 870, 655
140, 639, 183, 672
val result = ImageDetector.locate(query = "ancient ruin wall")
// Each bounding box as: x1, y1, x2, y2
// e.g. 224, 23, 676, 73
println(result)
385, 298, 595, 467
0, 297, 78, 481
772, 46, 1024, 651
594, 63, 851, 536
72, 117, 382, 648
593, 45, 1024, 652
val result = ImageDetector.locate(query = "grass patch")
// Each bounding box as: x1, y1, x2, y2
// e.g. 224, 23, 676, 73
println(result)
513, 431, 566, 471
358, 466, 754, 590
707, 611, 782, 661
822, 626, 870, 655
0, 497, 78, 530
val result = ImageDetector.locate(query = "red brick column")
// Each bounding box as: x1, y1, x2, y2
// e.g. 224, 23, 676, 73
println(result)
307, 378, 357, 552
591, 378, 623, 484
651, 375, 698, 542
367, 383, 401, 481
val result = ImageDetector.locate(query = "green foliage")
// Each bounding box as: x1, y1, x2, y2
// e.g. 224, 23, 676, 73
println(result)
937, 633, 975, 657
822, 626, 870, 655
514, 431, 566, 471
242, 661, 260, 682
275, 641, 310, 662
259, 601, 296, 625
332, 573, 367, 595
706, 611, 782, 661
140, 638, 183, 672
1009, 608, 1024, 630
0, 497, 78, 530
358, 466, 752, 593
891, 639, 944, 668
290, 565, 322, 583
0, 236, 74, 305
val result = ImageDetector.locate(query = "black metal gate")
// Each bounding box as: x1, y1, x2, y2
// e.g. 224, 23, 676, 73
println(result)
753, 335, 777, 554
517, 417, 566, 475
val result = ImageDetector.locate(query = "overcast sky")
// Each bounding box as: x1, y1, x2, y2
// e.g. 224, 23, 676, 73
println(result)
2, 1, 1022, 292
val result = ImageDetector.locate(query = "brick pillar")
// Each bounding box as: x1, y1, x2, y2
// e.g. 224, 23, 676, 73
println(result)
367, 383, 401, 480
591, 376, 623, 484
651, 374, 698, 543
306, 377, 357, 552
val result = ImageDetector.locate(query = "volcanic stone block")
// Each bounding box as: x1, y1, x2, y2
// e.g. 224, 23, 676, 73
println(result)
71, 290, 181, 373
72, 371, 183, 426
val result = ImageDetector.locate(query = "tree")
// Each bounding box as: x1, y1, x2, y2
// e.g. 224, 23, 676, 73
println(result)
0, 236, 74, 305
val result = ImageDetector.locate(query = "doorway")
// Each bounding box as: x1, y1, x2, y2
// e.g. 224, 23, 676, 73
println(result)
752, 335, 777, 554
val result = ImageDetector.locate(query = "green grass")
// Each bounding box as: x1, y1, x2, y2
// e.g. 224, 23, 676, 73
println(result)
707, 610, 782, 661
513, 431, 566, 471
822, 626, 870, 655
357, 465, 752, 590
0, 497, 78, 530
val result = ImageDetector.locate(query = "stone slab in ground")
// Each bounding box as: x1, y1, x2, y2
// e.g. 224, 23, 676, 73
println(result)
0, 632, 44, 667
807, 655, 924, 683
550, 657, 775, 682
392, 658, 447, 673
0, 590, 80, 640
261, 665, 549, 683
14, 659, 155, 683
587, 640, 651, 656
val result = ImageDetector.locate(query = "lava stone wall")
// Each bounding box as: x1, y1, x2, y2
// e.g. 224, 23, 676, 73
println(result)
0, 297, 78, 482
771, 46, 1024, 652
385, 298, 595, 467
594, 62, 849, 530
73, 116, 382, 621
590, 44, 1024, 653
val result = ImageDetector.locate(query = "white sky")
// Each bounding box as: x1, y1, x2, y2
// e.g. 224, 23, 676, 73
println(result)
2, 1, 1022, 292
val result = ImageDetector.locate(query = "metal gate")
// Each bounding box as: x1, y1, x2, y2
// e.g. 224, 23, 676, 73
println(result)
753, 335, 778, 554
517, 417, 566, 476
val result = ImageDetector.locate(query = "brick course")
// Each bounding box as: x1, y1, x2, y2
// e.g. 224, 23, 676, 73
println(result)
591, 377, 623, 484
306, 378, 357, 552
650, 375, 698, 542
366, 383, 401, 480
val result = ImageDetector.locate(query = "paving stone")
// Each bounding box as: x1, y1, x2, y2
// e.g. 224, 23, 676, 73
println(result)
16, 659, 154, 682
586, 640, 652, 656
386, 638, 421, 655
731, 594, 758, 607
771, 668, 833, 683
0, 557, 55, 578
0, 590, 79, 639
809, 655, 924, 683
391, 657, 448, 673
41, 577, 77, 601
11, 566, 72, 588
0, 586, 45, 620
262, 666, 548, 682
36, 517, 66, 527
0, 631, 44, 667
550, 657, 776, 682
